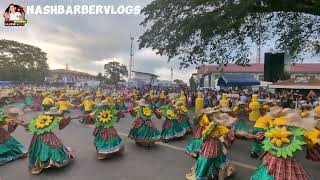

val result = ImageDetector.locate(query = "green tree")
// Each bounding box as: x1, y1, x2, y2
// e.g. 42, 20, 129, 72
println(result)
104, 62, 128, 85
139, 0, 320, 68
0, 39, 49, 81
97, 72, 105, 84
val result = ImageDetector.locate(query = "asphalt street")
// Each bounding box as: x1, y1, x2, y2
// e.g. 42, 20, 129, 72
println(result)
0, 110, 319, 180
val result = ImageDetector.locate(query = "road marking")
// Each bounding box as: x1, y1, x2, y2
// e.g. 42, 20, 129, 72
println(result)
78, 122, 257, 170
117, 131, 257, 170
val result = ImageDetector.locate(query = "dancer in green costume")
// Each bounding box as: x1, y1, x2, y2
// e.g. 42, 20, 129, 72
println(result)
251, 111, 319, 180
0, 108, 27, 165
158, 105, 186, 142
23, 107, 77, 174
175, 102, 192, 133
128, 99, 160, 148
232, 101, 249, 134
84, 101, 124, 159
185, 108, 212, 158
186, 111, 237, 180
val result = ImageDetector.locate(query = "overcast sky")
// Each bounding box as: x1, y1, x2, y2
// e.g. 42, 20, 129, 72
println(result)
1, 0, 319, 83
0, 0, 197, 82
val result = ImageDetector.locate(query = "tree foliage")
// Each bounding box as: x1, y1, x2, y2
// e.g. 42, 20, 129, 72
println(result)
97, 72, 105, 83
139, 0, 320, 68
0, 39, 49, 81
189, 76, 197, 91
104, 62, 128, 85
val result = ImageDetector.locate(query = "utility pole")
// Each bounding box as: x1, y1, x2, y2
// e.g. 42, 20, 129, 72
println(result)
170, 67, 173, 81
129, 36, 134, 81
257, 14, 262, 64
256, 1, 263, 64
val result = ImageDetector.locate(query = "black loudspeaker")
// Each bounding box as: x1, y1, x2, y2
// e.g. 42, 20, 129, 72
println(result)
264, 53, 285, 82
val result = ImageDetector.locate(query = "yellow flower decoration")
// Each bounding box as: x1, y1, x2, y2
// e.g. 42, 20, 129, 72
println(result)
272, 116, 287, 126
304, 129, 320, 145
35, 115, 53, 129
181, 106, 188, 113
166, 110, 175, 119
97, 110, 112, 123
143, 107, 152, 117
315, 106, 320, 114
265, 126, 293, 147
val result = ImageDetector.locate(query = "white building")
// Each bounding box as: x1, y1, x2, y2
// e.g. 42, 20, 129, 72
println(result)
131, 71, 159, 85
45, 69, 100, 87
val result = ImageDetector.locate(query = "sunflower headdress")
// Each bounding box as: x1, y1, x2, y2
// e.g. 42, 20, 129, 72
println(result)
134, 99, 153, 120
29, 114, 60, 135
160, 106, 177, 120
262, 126, 305, 159
139, 106, 153, 119
179, 105, 188, 115
94, 106, 118, 128
174, 101, 188, 115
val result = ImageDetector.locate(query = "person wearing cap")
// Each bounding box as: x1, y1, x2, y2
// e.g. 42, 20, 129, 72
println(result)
186, 112, 237, 180
128, 99, 160, 148
251, 110, 319, 180
185, 107, 213, 158
22, 107, 77, 174
42, 94, 55, 111
79, 96, 95, 124
0, 107, 27, 165
157, 105, 186, 142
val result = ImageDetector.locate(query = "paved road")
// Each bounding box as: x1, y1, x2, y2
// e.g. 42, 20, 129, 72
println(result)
0, 110, 319, 180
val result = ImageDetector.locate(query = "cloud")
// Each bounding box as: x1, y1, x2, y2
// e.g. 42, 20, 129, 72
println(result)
0, 0, 197, 82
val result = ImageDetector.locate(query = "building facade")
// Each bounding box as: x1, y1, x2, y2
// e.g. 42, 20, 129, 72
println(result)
45, 69, 99, 87
131, 71, 159, 85
197, 63, 320, 88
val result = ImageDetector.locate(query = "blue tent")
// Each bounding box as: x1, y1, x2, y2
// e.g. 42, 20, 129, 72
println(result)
217, 74, 260, 87
0, 81, 16, 85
